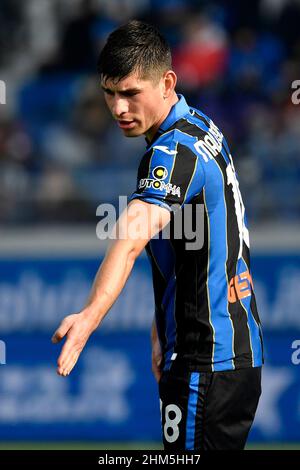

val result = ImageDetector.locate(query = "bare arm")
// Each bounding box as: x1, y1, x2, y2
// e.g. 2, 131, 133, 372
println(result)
52, 199, 170, 376
151, 317, 163, 383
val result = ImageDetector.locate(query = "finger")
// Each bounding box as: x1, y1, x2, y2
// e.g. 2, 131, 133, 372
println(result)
57, 351, 77, 376
152, 349, 162, 366
57, 353, 80, 377
51, 317, 73, 344
58, 347, 81, 376
59, 350, 81, 377
57, 337, 78, 370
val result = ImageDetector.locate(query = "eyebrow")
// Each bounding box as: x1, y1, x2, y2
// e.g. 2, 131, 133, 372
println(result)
101, 85, 141, 94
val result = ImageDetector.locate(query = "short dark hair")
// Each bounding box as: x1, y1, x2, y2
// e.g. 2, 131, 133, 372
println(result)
97, 20, 172, 83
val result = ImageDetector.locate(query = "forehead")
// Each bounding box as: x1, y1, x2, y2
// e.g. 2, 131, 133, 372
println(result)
101, 71, 155, 91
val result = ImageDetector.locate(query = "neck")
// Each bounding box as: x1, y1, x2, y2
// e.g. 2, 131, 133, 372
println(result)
145, 93, 179, 142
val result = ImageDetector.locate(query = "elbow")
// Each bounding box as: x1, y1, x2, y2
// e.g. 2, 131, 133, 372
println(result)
128, 237, 147, 262
128, 246, 140, 265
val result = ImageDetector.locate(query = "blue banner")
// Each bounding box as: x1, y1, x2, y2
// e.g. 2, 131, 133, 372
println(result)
0, 254, 299, 442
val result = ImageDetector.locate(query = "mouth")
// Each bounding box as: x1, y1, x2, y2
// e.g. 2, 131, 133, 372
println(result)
117, 120, 136, 129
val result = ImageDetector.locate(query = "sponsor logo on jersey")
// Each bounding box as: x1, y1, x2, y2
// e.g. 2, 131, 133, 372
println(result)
152, 145, 178, 155
152, 166, 168, 180
139, 164, 180, 197
228, 269, 253, 303
138, 178, 181, 197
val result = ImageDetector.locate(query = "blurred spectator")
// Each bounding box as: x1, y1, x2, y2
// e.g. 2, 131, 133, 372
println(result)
0, 0, 25, 67
229, 28, 285, 97
0, 0, 299, 225
173, 14, 229, 91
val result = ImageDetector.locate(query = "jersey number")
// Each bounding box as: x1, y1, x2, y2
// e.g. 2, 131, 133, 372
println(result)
163, 404, 182, 443
226, 156, 249, 258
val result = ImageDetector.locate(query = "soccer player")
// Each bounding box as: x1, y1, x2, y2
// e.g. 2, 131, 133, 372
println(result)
52, 20, 263, 450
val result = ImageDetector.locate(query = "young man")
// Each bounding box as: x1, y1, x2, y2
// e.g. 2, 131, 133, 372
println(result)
52, 20, 263, 450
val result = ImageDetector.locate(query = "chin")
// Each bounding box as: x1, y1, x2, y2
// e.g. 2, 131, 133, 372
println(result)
122, 128, 144, 137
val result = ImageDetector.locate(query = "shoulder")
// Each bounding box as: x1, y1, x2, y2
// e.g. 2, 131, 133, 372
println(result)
157, 107, 225, 153
148, 129, 197, 159
179, 107, 232, 165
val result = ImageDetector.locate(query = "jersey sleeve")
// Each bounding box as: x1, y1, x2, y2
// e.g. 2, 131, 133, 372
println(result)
129, 142, 205, 210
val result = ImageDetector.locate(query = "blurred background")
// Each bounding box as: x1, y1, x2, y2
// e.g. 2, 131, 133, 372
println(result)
0, 0, 299, 450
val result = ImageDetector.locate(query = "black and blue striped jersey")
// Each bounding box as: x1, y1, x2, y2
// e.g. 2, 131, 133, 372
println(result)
130, 94, 264, 373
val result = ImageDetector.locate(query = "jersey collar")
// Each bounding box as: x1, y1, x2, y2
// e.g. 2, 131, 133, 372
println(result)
159, 94, 190, 132
145, 94, 190, 149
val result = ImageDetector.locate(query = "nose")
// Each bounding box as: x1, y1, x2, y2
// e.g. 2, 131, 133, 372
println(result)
112, 96, 129, 118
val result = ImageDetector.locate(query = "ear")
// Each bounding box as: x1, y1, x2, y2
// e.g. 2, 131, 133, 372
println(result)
162, 70, 177, 99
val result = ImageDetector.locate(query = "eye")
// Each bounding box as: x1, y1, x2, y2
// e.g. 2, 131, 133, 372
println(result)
121, 91, 139, 97
104, 89, 114, 96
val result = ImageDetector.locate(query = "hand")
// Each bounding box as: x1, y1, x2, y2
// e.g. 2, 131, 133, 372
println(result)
152, 338, 163, 383
51, 311, 97, 377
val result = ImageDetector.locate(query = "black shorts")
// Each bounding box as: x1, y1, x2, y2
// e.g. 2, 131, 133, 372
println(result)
159, 366, 262, 450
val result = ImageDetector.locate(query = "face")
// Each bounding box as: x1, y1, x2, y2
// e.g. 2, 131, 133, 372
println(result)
101, 71, 167, 140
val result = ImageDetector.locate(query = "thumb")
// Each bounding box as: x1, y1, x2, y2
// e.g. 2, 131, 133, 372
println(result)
51, 315, 75, 344
156, 356, 162, 367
